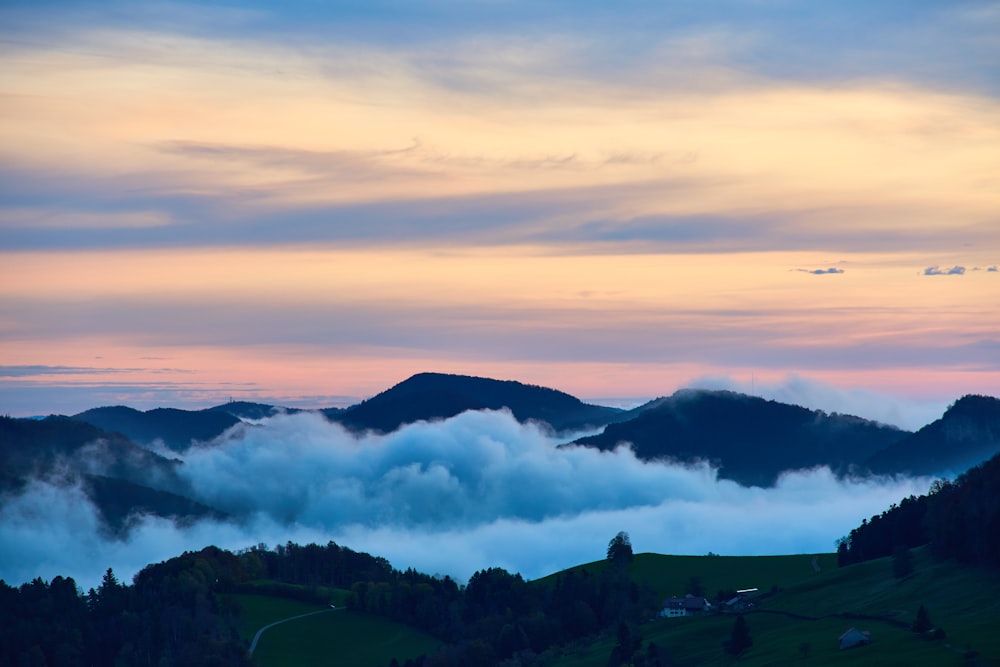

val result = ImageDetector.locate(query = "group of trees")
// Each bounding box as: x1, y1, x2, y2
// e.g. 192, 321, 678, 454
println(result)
0, 528, 771, 667
1, 534, 664, 667
0, 547, 253, 667
340, 534, 661, 666
836, 493, 929, 566
837, 451, 1000, 569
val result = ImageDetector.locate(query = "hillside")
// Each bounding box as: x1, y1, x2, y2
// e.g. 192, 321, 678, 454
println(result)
73, 405, 241, 451
0, 415, 176, 485
867, 394, 1000, 476
574, 389, 908, 486
550, 548, 1000, 667
0, 415, 222, 532
328, 372, 623, 433
5, 536, 999, 667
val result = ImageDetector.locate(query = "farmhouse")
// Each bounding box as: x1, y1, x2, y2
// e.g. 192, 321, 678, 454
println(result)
838, 627, 872, 650
659, 594, 712, 618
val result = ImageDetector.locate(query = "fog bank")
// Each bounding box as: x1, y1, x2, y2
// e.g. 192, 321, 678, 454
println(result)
1, 410, 931, 590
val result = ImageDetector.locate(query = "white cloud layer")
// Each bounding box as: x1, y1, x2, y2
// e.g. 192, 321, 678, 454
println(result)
1, 410, 931, 590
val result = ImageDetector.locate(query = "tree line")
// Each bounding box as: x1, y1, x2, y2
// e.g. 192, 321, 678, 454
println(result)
0, 534, 667, 667
838, 451, 1000, 568
0, 546, 252, 667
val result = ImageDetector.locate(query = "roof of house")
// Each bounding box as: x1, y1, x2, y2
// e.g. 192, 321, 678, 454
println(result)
662, 595, 710, 610
838, 628, 871, 641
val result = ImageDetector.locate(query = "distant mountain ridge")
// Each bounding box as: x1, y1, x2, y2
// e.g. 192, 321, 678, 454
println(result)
205, 401, 303, 421
573, 389, 911, 486
0, 415, 221, 532
866, 394, 1000, 476
73, 406, 241, 451
8, 375, 1000, 497
327, 372, 624, 434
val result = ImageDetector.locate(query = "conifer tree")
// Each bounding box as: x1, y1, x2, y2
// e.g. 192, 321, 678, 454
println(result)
912, 604, 932, 634
725, 615, 753, 656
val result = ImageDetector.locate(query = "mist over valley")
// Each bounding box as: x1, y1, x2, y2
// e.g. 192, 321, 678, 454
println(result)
4, 373, 997, 591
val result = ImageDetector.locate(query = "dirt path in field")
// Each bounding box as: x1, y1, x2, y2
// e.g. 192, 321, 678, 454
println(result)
812, 556, 821, 572
249, 607, 339, 656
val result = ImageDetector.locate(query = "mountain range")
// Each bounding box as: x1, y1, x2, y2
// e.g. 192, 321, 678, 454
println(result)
3, 372, 998, 535
573, 389, 909, 486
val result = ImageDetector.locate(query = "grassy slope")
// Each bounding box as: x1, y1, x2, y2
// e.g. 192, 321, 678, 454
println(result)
550, 549, 1000, 667
538, 551, 837, 598
232, 593, 441, 667
232, 594, 325, 643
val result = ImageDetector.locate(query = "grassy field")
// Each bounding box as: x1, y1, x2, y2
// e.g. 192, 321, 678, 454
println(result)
232, 593, 441, 667
549, 548, 1000, 667
232, 549, 998, 667
538, 551, 837, 598
231, 594, 328, 643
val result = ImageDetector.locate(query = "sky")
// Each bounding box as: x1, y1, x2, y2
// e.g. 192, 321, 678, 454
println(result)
1, 0, 999, 419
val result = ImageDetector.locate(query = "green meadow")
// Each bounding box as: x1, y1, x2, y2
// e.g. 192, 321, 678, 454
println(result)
233, 593, 441, 667
549, 548, 1000, 667
538, 551, 837, 598
233, 549, 999, 666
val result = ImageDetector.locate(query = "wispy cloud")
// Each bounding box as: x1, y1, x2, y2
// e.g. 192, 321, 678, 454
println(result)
1, 0, 997, 413
924, 265, 966, 276
796, 267, 845, 275
0, 365, 140, 377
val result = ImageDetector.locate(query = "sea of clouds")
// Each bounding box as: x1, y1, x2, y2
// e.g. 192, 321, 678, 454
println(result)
1, 409, 933, 590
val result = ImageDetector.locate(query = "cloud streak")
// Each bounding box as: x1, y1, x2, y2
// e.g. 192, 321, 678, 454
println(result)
1, 410, 932, 590
1, 2, 997, 418
796, 267, 845, 275
924, 265, 966, 276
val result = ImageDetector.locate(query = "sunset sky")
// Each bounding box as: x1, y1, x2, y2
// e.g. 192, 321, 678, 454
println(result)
1, 0, 998, 419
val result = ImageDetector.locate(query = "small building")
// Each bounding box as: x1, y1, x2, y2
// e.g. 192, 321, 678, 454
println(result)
722, 587, 758, 612
838, 627, 871, 650
659, 598, 686, 618
725, 595, 750, 611
660, 594, 711, 618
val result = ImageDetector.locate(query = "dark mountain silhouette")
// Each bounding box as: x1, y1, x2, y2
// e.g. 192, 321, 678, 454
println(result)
866, 394, 1000, 476
81, 474, 225, 533
73, 405, 240, 451
205, 400, 302, 420
0, 415, 170, 484
0, 415, 222, 532
573, 389, 909, 487
328, 372, 623, 434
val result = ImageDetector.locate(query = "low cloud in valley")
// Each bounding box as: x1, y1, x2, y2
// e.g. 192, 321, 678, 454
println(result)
1, 410, 932, 590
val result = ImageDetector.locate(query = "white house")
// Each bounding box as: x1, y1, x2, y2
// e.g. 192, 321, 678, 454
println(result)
659, 594, 711, 618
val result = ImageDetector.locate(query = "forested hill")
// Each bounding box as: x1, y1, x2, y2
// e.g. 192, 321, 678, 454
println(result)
0, 415, 173, 486
0, 416, 222, 532
573, 389, 908, 487
73, 405, 241, 451
866, 394, 1000, 476
0, 537, 659, 667
327, 372, 624, 433
839, 448, 1000, 569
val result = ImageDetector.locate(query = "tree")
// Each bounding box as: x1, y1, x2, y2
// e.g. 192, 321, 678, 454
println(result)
608, 622, 641, 667
912, 604, 932, 634
607, 532, 634, 566
724, 615, 752, 656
